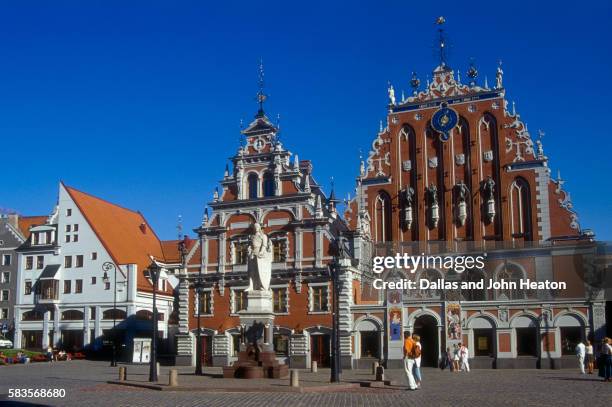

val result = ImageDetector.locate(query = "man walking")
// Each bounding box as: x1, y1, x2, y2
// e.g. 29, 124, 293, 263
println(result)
576, 340, 586, 374
403, 331, 417, 390
459, 342, 470, 372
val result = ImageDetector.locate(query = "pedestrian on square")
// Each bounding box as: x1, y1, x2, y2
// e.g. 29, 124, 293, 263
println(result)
576, 340, 586, 374
598, 337, 612, 382
412, 334, 422, 388
585, 340, 594, 374
452, 344, 460, 372
403, 331, 417, 390
459, 343, 470, 372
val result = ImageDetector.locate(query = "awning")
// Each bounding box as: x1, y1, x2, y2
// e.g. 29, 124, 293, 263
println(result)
39, 264, 60, 280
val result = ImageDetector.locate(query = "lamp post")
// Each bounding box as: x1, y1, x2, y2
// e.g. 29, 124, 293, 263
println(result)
148, 262, 161, 382
102, 262, 118, 367
194, 274, 204, 375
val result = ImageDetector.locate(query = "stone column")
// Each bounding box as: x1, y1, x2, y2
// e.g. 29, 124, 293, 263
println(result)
42, 310, 50, 348
52, 304, 60, 346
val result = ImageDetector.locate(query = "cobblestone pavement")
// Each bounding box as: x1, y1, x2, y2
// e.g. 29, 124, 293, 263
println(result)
0, 361, 610, 406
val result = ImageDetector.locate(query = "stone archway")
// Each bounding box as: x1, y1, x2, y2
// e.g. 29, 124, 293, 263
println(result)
413, 314, 439, 367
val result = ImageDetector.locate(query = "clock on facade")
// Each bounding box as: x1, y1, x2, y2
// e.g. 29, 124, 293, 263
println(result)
431, 103, 458, 142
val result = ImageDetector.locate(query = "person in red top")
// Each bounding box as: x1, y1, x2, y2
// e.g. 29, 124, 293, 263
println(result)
403, 331, 418, 390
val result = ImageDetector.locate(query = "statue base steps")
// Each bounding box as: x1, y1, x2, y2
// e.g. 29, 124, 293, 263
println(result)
222, 350, 289, 379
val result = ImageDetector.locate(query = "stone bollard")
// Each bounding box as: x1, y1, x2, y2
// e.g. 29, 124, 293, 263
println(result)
311, 361, 318, 373
290, 369, 299, 387
118, 366, 126, 381
375, 365, 384, 382
168, 369, 178, 387
372, 361, 379, 375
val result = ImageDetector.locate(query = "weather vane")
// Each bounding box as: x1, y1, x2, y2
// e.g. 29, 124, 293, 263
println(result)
256, 58, 267, 117
435, 16, 448, 68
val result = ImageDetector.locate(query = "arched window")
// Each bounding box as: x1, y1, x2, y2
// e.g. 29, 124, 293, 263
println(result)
262, 172, 275, 197
22, 310, 44, 321
102, 308, 127, 320
61, 310, 84, 320
496, 264, 525, 300
374, 191, 392, 242
461, 269, 486, 301
247, 173, 259, 199
509, 177, 532, 241
417, 269, 442, 299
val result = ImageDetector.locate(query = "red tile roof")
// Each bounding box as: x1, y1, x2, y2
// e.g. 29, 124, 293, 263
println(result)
17, 216, 48, 239
63, 183, 171, 295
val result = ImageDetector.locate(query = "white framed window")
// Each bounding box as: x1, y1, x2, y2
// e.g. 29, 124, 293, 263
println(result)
308, 282, 330, 313
76, 255, 84, 268
1, 290, 9, 302
2, 254, 11, 266
65, 234, 71, 243
73, 234, 79, 242
25, 256, 33, 270
1, 271, 9, 284
272, 285, 289, 314
65, 224, 71, 232
64, 256, 72, 268
230, 287, 248, 314
73, 224, 79, 232
24, 280, 32, 295
66, 208, 72, 217
36, 256, 44, 270
0, 308, 8, 319
194, 289, 214, 316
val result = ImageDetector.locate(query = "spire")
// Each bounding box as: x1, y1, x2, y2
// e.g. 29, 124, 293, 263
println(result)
435, 16, 449, 68
315, 195, 323, 218
202, 207, 209, 226
255, 58, 268, 118
224, 163, 230, 178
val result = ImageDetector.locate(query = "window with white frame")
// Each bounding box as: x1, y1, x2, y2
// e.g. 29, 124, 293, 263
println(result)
309, 283, 329, 312
25, 256, 33, 270
24, 280, 32, 295
195, 289, 213, 315
36, 256, 44, 270
0, 308, 8, 319
2, 254, 10, 266
231, 288, 247, 313
271, 236, 288, 263
232, 239, 249, 265
1, 290, 9, 302
1, 271, 9, 284
272, 287, 288, 313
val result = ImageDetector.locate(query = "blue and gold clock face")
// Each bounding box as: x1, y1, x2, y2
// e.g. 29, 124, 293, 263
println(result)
431, 104, 458, 141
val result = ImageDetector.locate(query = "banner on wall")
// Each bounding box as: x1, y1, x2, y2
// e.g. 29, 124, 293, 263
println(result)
446, 302, 462, 341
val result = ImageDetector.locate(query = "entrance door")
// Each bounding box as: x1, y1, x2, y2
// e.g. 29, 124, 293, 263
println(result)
516, 327, 538, 356
201, 335, 213, 366
413, 315, 439, 367
311, 334, 330, 367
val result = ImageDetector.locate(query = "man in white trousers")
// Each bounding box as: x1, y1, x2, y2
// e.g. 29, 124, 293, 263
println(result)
575, 340, 586, 374
403, 331, 417, 390
459, 343, 470, 372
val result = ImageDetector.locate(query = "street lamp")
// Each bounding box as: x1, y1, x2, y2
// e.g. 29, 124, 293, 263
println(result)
194, 275, 204, 376
102, 262, 118, 367
147, 261, 161, 382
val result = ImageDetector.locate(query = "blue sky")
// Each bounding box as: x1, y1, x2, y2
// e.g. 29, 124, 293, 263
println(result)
1, 1, 611, 240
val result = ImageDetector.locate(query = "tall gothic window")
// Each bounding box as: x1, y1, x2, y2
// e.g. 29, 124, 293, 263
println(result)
375, 191, 392, 242
509, 177, 532, 241
263, 172, 275, 197
461, 269, 486, 301
496, 264, 525, 300
247, 173, 259, 199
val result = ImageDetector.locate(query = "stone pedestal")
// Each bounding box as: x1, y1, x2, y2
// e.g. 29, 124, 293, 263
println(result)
222, 290, 288, 379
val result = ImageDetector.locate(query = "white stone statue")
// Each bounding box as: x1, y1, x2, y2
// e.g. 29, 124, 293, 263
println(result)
247, 223, 273, 292
388, 83, 396, 105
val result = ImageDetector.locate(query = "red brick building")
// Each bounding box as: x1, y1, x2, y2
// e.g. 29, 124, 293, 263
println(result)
175, 27, 606, 369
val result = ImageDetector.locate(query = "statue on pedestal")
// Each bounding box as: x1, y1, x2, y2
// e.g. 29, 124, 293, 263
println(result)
247, 222, 273, 292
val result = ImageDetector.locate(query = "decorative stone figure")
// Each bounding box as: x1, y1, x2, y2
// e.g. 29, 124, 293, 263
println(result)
247, 223, 273, 292
496, 61, 503, 89
427, 184, 439, 228
482, 176, 496, 223
388, 82, 396, 106
455, 181, 469, 226
404, 186, 415, 230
